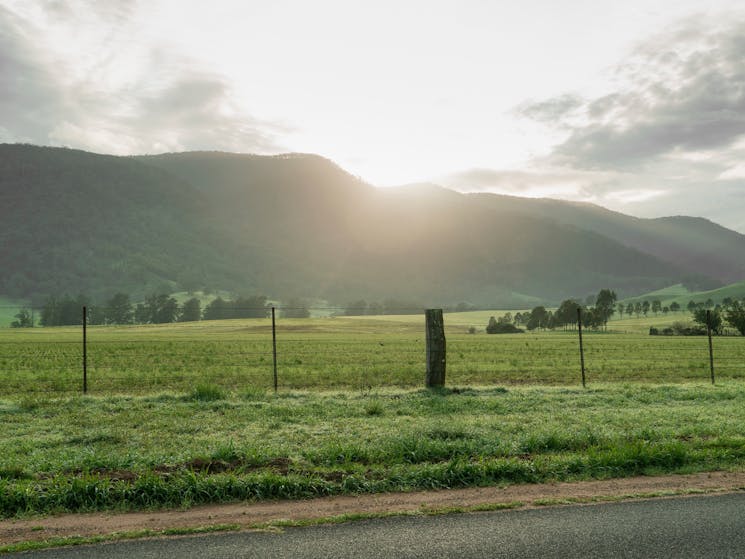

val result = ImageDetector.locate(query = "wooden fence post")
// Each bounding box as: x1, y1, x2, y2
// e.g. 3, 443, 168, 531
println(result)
425, 309, 446, 387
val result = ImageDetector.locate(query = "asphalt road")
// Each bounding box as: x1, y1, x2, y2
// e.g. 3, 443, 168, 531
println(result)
14, 493, 745, 558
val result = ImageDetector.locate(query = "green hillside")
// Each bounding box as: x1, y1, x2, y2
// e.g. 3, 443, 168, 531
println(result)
623, 281, 745, 307
2, 144, 743, 307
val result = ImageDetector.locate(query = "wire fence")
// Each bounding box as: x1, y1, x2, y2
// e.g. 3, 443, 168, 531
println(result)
1, 307, 744, 396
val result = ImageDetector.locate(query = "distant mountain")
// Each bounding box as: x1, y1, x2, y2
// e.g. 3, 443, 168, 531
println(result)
2, 144, 743, 307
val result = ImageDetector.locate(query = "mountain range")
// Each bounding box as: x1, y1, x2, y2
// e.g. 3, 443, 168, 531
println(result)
2, 144, 744, 307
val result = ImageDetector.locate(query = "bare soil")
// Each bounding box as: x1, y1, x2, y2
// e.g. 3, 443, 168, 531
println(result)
3, 471, 745, 546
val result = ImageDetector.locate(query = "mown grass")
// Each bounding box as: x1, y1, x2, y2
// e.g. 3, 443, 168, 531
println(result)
1, 383, 745, 517
0, 314, 742, 395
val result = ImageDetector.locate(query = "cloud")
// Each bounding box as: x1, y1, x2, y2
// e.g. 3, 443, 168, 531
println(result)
0, 6, 66, 143
0, 3, 286, 154
521, 17, 745, 170
441, 166, 621, 200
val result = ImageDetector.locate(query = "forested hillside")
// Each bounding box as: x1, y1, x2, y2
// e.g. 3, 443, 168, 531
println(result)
2, 144, 742, 307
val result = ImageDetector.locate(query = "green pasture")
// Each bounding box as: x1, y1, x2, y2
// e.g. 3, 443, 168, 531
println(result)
2, 383, 745, 518
622, 280, 745, 307
0, 298, 29, 328
1, 313, 744, 518
0, 313, 742, 396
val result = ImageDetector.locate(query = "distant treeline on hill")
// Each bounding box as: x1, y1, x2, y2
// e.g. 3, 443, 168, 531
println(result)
11, 293, 310, 327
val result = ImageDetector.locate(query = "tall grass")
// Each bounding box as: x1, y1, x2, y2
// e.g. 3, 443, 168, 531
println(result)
1, 383, 745, 517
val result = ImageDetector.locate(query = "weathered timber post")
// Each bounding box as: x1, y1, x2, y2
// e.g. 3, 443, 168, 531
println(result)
425, 309, 446, 387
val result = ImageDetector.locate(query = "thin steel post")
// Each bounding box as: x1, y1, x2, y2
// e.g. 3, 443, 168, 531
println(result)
707, 309, 715, 384
83, 305, 88, 394
577, 307, 586, 388
272, 306, 278, 392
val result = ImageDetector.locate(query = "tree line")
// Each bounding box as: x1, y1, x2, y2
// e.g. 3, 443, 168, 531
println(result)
486, 289, 619, 333
10, 293, 310, 327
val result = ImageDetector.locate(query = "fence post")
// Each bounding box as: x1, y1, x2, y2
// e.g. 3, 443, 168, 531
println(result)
425, 309, 446, 387
272, 306, 278, 392
707, 310, 715, 385
577, 307, 586, 388
82, 305, 88, 394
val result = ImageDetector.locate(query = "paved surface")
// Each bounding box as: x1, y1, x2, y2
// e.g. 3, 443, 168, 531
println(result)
13, 493, 745, 558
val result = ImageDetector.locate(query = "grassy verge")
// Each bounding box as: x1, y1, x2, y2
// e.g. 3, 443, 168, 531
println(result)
2, 383, 745, 518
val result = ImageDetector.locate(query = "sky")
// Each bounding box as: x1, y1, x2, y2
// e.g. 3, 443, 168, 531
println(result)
2, 0, 745, 232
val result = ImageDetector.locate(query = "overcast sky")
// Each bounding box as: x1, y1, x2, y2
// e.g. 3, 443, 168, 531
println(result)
2, 0, 745, 232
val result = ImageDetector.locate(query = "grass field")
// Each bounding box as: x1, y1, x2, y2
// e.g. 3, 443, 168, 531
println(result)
2, 383, 745, 518
621, 280, 745, 307
0, 313, 742, 395
1, 312, 744, 518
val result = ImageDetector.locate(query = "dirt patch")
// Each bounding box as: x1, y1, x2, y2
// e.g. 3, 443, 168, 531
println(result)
2, 471, 745, 546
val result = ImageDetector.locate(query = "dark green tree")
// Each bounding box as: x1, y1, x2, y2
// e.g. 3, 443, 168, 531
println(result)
139, 294, 178, 324
105, 293, 133, 324
232, 295, 270, 318
642, 300, 650, 317
616, 303, 625, 319
526, 306, 549, 331
203, 297, 229, 320
179, 298, 202, 322
693, 307, 723, 334
670, 301, 681, 313
10, 308, 33, 327
724, 301, 745, 335
595, 289, 617, 328
651, 300, 662, 316
555, 299, 581, 330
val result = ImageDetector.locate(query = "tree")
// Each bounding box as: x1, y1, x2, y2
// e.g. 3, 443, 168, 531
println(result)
497, 312, 513, 325
687, 300, 697, 313
282, 298, 310, 318
203, 297, 229, 320
486, 316, 523, 334
526, 306, 549, 331
642, 300, 650, 317
595, 289, 617, 328
651, 300, 662, 316
105, 293, 133, 324
10, 308, 33, 327
634, 302, 642, 318
670, 301, 681, 313
40, 295, 88, 326
179, 298, 202, 322
232, 296, 270, 318
138, 294, 178, 324
555, 299, 581, 330
693, 307, 723, 334
616, 303, 625, 319
626, 302, 634, 317
724, 301, 745, 335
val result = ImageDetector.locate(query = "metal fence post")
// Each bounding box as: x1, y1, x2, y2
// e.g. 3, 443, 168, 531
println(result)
577, 307, 586, 388
82, 305, 88, 394
707, 309, 715, 384
272, 306, 278, 392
